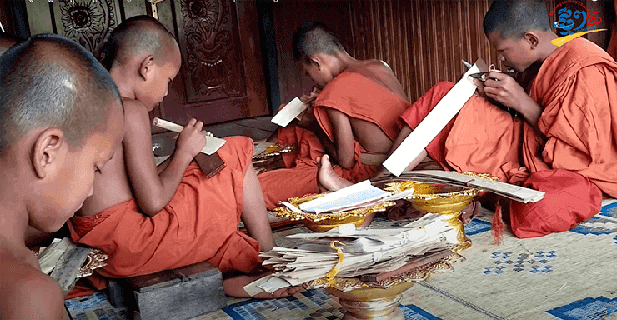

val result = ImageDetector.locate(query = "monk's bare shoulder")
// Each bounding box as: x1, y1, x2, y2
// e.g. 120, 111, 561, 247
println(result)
364, 58, 393, 70
359, 59, 409, 102
0, 255, 66, 320
122, 98, 151, 132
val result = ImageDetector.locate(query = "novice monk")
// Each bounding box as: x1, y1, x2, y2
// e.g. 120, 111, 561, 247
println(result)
0, 33, 55, 248
69, 16, 298, 298
259, 22, 409, 209
0, 34, 123, 319
320, 0, 617, 238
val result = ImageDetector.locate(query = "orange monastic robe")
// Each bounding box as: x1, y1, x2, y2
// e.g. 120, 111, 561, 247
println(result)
68, 137, 260, 277
402, 38, 617, 238
259, 72, 408, 209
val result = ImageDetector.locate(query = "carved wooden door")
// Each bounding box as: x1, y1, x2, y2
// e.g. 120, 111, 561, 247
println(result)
22, 0, 268, 126
162, 0, 269, 125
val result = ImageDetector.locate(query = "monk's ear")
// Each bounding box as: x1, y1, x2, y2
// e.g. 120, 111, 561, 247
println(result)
309, 56, 322, 70
31, 128, 66, 179
138, 55, 156, 81
523, 32, 539, 49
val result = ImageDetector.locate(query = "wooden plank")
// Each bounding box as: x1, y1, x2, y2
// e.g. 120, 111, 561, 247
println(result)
155, 0, 175, 37
112, 261, 226, 320
24, 0, 53, 35
235, 0, 269, 117
134, 271, 226, 320
120, 0, 148, 21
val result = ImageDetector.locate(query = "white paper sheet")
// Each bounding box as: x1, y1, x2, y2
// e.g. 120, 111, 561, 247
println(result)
152, 117, 225, 155
271, 97, 307, 127
383, 61, 482, 176
202, 136, 226, 155
298, 180, 390, 213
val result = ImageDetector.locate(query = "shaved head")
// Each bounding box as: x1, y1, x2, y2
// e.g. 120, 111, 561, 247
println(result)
0, 32, 24, 55
0, 33, 122, 156
100, 15, 178, 70
484, 0, 552, 39
293, 22, 345, 63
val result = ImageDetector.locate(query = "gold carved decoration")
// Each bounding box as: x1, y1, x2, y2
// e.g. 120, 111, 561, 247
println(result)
384, 172, 498, 252
273, 193, 395, 232
78, 249, 109, 278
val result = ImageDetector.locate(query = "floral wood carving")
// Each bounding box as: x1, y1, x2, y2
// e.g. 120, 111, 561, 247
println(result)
180, 0, 246, 102
59, 0, 116, 55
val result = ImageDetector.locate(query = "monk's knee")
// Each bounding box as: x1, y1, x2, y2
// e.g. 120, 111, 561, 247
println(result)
509, 169, 602, 238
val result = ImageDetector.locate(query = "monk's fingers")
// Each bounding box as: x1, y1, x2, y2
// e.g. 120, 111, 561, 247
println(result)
271, 287, 297, 298
487, 70, 506, 78
483, 77, 504, 88
482, 86, 500, 97
193, 120, 204, 132
471, 78, 485, 88
187, 118, 197, 127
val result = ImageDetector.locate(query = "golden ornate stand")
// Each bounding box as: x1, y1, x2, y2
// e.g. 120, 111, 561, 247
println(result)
278, 175, 494, 319
326, 282, 414, 320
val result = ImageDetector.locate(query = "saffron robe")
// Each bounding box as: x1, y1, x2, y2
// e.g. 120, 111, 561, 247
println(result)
68, 137, 260, 277
402, 38, 616, 238
259, 72, 408, 209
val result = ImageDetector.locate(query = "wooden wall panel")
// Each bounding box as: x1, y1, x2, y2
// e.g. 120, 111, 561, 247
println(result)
348, 0, 557, 103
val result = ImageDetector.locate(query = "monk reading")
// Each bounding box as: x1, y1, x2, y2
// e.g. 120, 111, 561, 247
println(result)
320, 0, 617, 238
68, 16, 300, 298
259, 22, 409, 210
0, 34, 124, 319
0, 33, 56, 248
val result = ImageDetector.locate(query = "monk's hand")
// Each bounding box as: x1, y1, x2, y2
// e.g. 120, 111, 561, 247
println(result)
472, 78, 487, 97
483, 72, 541, 126
482, 71, 528, 109
176, 118, 207, 159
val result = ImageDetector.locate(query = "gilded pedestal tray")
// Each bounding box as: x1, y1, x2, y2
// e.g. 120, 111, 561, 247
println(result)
274, 175, 491, 319
382, 172, 498, 252
303, 253, 463, 320
273, 193, 395, 232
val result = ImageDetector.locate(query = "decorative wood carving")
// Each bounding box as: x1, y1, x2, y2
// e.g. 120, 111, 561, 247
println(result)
178, 0, 246, 103
55, 0, 117, 55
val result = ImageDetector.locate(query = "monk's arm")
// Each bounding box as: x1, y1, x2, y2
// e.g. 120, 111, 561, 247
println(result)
388, 126, 412, 156
123, 101, 204, 216
2, 273, 66, 320
156, 156, 171, 174
512, 97, 541, 127
325, 108, 356, 168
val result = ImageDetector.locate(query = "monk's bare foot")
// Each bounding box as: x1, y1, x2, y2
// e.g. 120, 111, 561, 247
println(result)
459, 200, 480, 225
223, 273, 304, 299
317, 155, 352, 192
360, 213, 375, 227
